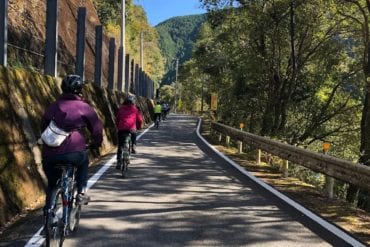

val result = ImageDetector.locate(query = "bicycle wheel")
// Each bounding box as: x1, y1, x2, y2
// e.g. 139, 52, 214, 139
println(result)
68, 185, 81, 233
45, 189, 64, 247
121, 159, 128, 178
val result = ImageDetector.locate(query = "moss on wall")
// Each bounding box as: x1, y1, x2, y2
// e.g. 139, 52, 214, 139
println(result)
0, 66, 152, 227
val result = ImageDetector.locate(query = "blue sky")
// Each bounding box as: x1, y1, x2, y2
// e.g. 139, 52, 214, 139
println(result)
133, 0, 206, 26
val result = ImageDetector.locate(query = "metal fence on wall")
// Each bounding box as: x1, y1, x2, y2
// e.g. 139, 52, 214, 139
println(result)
0, 0, 154, 98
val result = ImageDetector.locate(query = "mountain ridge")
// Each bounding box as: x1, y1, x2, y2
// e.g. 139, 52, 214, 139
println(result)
155, 13, 207, 85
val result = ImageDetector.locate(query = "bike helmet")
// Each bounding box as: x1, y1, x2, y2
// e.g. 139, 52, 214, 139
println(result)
123, 95, 135, 105
61, 74, 84, 94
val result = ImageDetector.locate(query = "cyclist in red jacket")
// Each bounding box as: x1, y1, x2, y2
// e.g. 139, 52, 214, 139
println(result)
116, 95, 143, 168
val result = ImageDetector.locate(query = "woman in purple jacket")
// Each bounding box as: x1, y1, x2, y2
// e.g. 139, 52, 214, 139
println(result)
41, 74, 103, 212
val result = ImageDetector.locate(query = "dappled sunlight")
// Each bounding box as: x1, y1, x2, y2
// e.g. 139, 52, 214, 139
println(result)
59, 115, 337, 246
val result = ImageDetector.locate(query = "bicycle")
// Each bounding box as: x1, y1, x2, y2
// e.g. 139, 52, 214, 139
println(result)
118, 133, 131, 178
154, 113, 160, 129
44, 164, 81, 247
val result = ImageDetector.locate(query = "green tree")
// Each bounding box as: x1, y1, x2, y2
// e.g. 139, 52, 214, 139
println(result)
183, 0, 363, 204
156, 14, 207, 85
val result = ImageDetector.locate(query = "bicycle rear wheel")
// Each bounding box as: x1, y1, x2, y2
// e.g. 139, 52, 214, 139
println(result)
45, 189, 64, 247
121, 159, 128, 178
68, 185, 81, 233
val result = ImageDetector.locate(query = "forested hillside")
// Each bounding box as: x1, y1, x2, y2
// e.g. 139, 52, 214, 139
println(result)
156, 14, 207, 85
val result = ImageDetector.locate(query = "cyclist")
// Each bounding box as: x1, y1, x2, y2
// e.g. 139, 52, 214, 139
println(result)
161, 102, 170, 120
154, 101, 162, 124
116, 95, 143, 168
41, 75, 103, 216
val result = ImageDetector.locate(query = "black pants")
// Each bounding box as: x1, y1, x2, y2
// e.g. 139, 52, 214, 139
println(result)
154, 113, 161, 122
42, 151, 88, 212
117, 130, 136, 161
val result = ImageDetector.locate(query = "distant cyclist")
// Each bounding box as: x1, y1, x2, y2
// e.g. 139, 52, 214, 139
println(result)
154, 101, 162, 123
116, 95, 143, 168
41, 75, 103, 216
161, 102, 170, 120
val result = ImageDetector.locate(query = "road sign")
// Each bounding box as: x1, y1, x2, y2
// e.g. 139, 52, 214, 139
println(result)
210, 93, 218, 111
323, 142, 331, 152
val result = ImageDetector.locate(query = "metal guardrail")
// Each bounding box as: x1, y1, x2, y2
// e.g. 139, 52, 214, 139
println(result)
211, 122, 370, 191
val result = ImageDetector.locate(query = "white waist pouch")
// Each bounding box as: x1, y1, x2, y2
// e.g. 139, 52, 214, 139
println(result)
41, 120, 70, 147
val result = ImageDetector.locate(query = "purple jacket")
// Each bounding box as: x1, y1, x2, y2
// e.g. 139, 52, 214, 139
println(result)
41, 94, 103, 158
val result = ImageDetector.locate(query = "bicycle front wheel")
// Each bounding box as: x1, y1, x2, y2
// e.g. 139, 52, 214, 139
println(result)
45, 189, 64, 247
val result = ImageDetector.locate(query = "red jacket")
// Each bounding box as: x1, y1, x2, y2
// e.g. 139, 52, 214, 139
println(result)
116, 104, 143, 131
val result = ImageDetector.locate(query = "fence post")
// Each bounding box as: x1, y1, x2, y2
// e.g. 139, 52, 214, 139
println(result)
257, 149, 261, 165
76, 7, 86, 80
108, 38, 116, 90
150, 79, 153, 99
139, 68, 143, 96
0, 0, 8, 66
125, 54, 130, 93
94, 25, 102, 87
135, 64, 139, 94
44, 0, 58, 77
117, 46, 123, 92
146, 74, 149, 98
323, 143, 334, 199
130, 59, 135, 93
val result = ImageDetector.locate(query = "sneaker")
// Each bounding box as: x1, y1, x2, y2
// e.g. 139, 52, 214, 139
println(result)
76, 193, 90, 205
131, 145, 137, 154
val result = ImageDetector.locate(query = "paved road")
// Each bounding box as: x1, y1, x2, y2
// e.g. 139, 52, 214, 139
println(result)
0, 114, 360, 246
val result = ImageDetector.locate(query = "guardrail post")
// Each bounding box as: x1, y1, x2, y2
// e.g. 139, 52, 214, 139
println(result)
322, 143, 334, 199
226, 136, 230, 147
94, 25, 103, 86
218, 133, 222, 142
238, 125, 244, 154
282, 160, 289, 177
238, 141, 243, 153
257, 149, 261, 165
76, 7, 86, 80
44, 0, 58, 77
0, 0, 8, 66
324, 174, 334, 199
